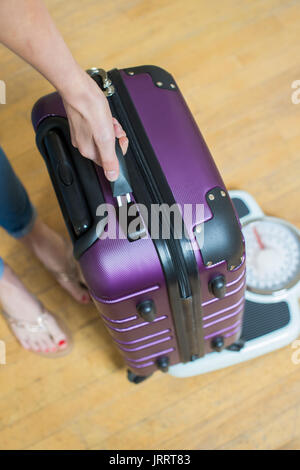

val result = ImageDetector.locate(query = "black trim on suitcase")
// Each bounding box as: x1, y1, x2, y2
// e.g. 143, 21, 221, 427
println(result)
123, 65, 177, 91
194, 187, 244, 270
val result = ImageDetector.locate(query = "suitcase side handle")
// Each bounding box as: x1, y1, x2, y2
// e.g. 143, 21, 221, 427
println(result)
44, 130, 92, 237
35, 116, 109, 258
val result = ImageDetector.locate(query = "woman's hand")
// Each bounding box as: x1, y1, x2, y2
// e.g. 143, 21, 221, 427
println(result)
0, 0, 128, 182
61, 68, 128, 182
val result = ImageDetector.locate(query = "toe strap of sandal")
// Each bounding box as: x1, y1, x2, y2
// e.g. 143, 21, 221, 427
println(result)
2, 309, 50, 334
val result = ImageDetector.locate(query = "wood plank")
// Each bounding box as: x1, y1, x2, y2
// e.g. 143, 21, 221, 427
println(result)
0, 0, 299, 450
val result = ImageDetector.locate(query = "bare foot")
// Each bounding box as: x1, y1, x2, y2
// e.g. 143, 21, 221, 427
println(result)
0, 264, 70, 354
21, 219, 90, 304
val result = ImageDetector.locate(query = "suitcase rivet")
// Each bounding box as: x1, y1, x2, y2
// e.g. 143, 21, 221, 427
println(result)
220, 190, 226, 197
208, 194, 215, 201
156, 81, 163, 87
170, 83, 176, 89
209, 274, 226, 299
206, 261, 213, 267
195, 225, 202, 234
137, 299, 156, 322
128, 71, 135, 75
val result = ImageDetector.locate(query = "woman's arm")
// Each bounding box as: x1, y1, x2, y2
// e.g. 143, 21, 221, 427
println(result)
0, 0, 127, 181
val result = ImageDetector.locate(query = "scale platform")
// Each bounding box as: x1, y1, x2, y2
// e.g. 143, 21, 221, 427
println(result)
169, 190, 300, 378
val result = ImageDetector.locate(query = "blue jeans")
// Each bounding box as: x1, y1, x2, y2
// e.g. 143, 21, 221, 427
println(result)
0, 147, 37, 279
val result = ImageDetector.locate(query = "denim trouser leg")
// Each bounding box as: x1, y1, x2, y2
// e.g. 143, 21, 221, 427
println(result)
0, 146, 37, 279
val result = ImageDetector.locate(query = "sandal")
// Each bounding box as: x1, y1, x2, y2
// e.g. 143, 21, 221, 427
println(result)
2, 305, 73, 358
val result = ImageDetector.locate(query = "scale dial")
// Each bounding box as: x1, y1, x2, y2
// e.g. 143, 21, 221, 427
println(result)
243, 217, 300, 295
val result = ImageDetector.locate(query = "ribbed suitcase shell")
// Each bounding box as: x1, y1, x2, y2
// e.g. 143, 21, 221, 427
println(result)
32, 65, 246, 378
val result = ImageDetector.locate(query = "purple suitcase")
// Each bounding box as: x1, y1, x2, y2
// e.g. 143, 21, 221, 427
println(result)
32, 66, 246, 382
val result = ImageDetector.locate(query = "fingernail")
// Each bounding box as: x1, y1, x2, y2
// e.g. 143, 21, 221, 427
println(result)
105, 170, 118, 182
58, 340, 67, 348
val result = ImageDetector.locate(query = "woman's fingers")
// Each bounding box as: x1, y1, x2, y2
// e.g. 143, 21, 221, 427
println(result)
91, 97, 120, 180
112, 117, 126, 138
94, 130, 120, 181
93, 118, 128, 180
113, 117, 129, 155
118, 136, 129, 155
68, 114, 129, 181
62, 74, 129, 182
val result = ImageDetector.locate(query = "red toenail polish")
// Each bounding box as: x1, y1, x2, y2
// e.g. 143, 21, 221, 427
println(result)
58, 340, 66, 347
82, 295, 88, 302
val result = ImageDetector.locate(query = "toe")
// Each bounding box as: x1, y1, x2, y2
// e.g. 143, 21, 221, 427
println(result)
19, 338, 31, 351
43, 313, 69, 349
57, 339, 67, 350
40, 333, 55, 353
31, 340, 42, 353
59, 279, 91, 304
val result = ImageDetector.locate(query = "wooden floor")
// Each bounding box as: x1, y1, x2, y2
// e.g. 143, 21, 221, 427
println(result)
0, 0, 300, 450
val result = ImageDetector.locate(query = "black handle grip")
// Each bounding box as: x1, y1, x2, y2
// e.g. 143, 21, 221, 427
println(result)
44, 130, 92, 237
109, 139, 132, 198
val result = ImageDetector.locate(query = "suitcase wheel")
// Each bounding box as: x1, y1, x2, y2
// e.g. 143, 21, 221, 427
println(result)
211, 336, 225, 352
127, 369, 151, 384
226, 338, 245, 352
